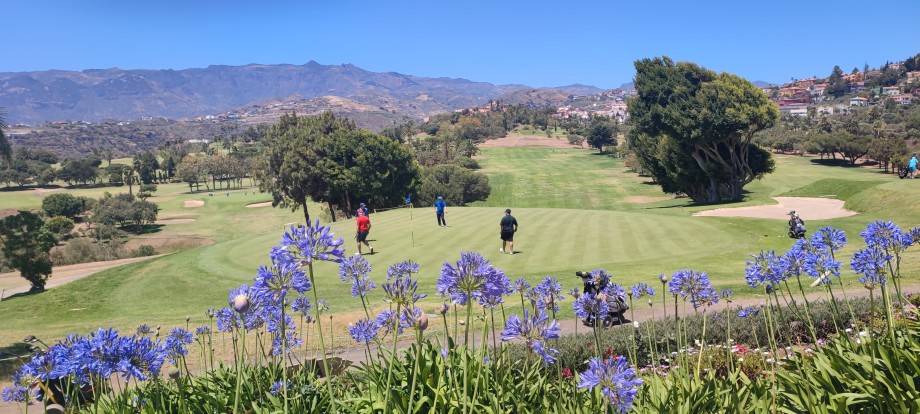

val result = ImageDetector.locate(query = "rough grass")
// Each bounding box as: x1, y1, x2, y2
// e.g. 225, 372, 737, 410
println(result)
0, 149, 919, 348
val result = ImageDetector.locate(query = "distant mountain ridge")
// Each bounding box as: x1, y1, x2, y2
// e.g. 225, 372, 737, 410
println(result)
0, 62, 611, 124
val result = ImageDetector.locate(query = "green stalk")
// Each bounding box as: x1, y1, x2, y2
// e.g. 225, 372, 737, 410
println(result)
407, 328, 423, 414
281, 302, 289, 414
233, 327, 245, 414
793, 274, 819, 344
695, 310, 707, 379
383, 303, 401, 412
307, 262, 337, 413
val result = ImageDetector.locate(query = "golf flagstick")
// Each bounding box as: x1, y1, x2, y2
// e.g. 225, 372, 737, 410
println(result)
409, 202, 415, 247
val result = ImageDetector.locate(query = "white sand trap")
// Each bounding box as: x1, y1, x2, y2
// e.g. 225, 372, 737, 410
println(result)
694, 197, 856, 220
246, 201, 273, 208
155, 218, 197, 224
184, 200, 204, 208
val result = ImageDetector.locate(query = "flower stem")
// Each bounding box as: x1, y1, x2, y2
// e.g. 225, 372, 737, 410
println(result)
307, 263, 337, 413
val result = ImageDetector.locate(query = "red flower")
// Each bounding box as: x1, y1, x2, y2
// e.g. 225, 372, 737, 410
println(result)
561, 368, 573, 379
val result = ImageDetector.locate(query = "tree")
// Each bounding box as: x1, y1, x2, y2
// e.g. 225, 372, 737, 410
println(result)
0, 211, 57, 292
0, 110, 10, 167
627, 57, 779, 202
586, 117, 617, 153
133, 151, 159, 184
58, 158, 100, 186
175, 155, 208, 192
416, 164, 491, 207
42, 193, 87, 219
255, 112, 352, 223
836, 133, 871, 165
138, 184, 157, 200
825, 65, 847, 98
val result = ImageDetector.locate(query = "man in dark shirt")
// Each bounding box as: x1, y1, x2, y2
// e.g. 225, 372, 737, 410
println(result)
499, 208, 518, 254
434, 196, 447, 227
356, 211, 374, 255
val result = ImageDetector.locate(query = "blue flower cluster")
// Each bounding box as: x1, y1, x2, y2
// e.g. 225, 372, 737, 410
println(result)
573, 293, 608, 320
349, 319, 380, 345
668, 270, 718, 309
501, 309, 561, 365
436, 252, 511, 307
339, 254, 376, 298
534, 276, 565, 312
629, 283, 655, 299
578, 356, 643, 413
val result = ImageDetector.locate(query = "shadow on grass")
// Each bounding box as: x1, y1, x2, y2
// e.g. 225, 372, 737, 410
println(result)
809, 158, 858, 167
124, 224, 165, 235
0, 343, 34, 381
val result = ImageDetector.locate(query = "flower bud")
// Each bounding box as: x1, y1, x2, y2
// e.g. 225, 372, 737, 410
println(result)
417, 313, 429, 332
439, 303, 450, 315
168, 367, 181, 380
45, 404, 65, 414
633, 321, 640, 329
232, 294, 250, 313
659, 274, 668, 283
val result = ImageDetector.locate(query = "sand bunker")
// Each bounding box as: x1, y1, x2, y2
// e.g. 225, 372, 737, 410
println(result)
184, 200, 204, 208
479, 133, 585, 149
694, 197, 856, 220
155, 218, 197, 225
246, 201, 273, 208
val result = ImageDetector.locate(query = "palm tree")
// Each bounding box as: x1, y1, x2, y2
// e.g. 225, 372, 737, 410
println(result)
0, 109, 11, 167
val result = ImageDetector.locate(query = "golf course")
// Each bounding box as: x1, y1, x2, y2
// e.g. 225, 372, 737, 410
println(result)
0, 144, 918, 348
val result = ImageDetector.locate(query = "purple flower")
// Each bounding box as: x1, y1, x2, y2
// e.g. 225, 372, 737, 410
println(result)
738, 307, 760, 318
811, 227, 847, 252
164, 328, 193, 364
803, 249, 840, 284
375, 309, 405, 336
291, 295, 312, 316
501, 309, 560, 365
861, 220, 911, 252
719, 289, 733, 302
437, 252, 510, 307
274, 221, 346, 265
271, 380, 287, 396
386, 260, 420, 281
195, 326, 211, 336
514, 277, 531, 293
573, 293, 608, 320
851, 247, 890, 290
668, 270, 718, 309
136, 324, 154, 336
629, 283, 654, 299
349, 319, 380, 345
339, 255, 377, 297
383, 274, 426, 307
568, 287, 581, 299
215, 308, 240, 332
253, 258, 311, 303
745, 250, 786, 289
229, 284, 257, 313
534, 276, 565, 312
587, 269, 612, 292
578, 356, 642, 413
1, 386, 28, 403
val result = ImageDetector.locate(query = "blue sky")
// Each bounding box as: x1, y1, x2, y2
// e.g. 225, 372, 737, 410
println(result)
5, 0, 919, 89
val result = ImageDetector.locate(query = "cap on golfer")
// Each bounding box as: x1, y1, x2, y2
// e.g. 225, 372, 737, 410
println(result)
360, 202, 366, 207
437, 196, 442, 200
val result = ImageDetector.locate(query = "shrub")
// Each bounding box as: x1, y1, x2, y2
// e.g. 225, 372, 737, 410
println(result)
41, 193, 87, 219
50, 238, 129, 265
450, 156, 480, 170
132, 245, 158, 257
416, 164, 491, 206
44, 216, 75, 239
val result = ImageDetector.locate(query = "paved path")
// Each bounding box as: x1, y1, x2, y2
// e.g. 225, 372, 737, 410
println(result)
0, 256, 160, 300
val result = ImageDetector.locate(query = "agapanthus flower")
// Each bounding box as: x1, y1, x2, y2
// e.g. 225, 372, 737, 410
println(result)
861, 220, 911, 252
719, 289, 733, 302
514, 277, 532, 293
375, 309, 405, 336
534, 276, 565, 312
339, 255, 377, 297
399, 306, 425, 330
229, 284, 259, 313
273, 221, 346, 265
803, 250, 840, 284
588, 269, 612, 293
781, 239, 811, 278
136, 324, 154, 336
668, 270, 718, 309
386, 260, 420, 281
291, 295, 312, 315
271, 380, 287, 396
568, 287, 580, 299
253, 257, 311, 302
195, 326, 211, 336
738, 307, 760, 318
1, 385, 28, 403
745, 250, 786, 289
573, 293, 608, 321
851, 247, 891, 290
811, 227, 847, 252
629, 283, 654, 299
383, 274, 427, 307
349, 319, 379, 345
215, 308, 240, 332
437, 252, 510, 307
578, 356, 643, 413
501, 309, 560, 365
316, 299, 330, 314
164, 328, 193, 363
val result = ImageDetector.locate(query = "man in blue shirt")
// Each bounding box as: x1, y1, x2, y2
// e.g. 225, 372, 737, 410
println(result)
434, 196, 447, 227
909, 156, 918, 179
357, 202, 369, 218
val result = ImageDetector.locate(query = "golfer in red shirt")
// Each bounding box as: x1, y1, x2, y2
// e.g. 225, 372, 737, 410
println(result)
355, 211, 374, 254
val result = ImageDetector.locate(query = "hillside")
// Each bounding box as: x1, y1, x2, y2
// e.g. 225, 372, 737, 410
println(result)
0, 61, 536, 124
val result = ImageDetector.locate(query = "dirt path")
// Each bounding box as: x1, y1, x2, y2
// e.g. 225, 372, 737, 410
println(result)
694, 197, 857, 220
0, 256, 160, 299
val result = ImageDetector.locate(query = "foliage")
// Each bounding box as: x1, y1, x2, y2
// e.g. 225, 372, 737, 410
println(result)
133, 150, 160, 184
49, 237, 129, 266
586, 117, 617, 153
133, 245, 159, 257
416, 164, 491, 207
627, 56, 779, 202
0, 211, 57, 291
41, 193, 89, 219
44, 216, 75, 238
91, 193, 159, 232
58, 157, 102, 186
138, 183, 158, 200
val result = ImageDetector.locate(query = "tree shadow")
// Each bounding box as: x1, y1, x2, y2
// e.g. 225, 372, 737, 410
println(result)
124, 224, 164, 235
809, 158, 857, 167
0, 343, 34, 380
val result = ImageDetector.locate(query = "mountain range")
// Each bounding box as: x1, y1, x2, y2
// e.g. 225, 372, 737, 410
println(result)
0, 62, 622, 125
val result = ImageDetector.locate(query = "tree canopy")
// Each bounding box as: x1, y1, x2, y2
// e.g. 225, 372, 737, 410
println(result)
627, 57, 779, 203
0, 211, 57, 292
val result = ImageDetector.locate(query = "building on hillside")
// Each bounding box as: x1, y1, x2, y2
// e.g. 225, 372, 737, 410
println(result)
778, 103, 808, 116
846, 82, 866, 93
882, 86, 900, 96
849, 97, 868, 107
892, 94, 913, 105
907, 71, 920, 80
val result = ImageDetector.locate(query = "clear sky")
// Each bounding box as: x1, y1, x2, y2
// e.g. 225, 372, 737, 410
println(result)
5, 0, 919, 89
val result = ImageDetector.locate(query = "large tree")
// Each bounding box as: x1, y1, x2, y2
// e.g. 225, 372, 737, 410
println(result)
627, 57, 779, 202
0, 211, 57, 292
586, 117, 617, 154
0, 110, 11, 167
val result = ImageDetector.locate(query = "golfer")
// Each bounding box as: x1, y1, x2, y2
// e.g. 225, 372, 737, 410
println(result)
357, 202, 369, 218
499, 209, 518, 254
355, 211, 374, 255
434, 196, 447, 227
910, 156, 918, 179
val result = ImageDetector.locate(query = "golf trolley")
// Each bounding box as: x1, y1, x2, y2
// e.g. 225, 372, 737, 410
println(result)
788, 210, 806, 239
575, 271, 629, 327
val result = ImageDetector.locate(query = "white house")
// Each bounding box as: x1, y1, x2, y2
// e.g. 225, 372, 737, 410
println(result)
892, 94, 913, 105
849, 97, 868, 107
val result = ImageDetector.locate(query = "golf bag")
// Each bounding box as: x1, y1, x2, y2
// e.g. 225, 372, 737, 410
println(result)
575, 271, 629, 327
788, 210, 806, 239
898, 167, 909, 179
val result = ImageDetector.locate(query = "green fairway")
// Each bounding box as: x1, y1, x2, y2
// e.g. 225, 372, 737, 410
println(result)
1, 148, 919, 347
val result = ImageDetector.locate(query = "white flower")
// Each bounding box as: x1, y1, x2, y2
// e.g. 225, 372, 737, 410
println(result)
858, 331, 868, 338
738, 358, 744, 362
766, 358, 775, 363
845, 328, 853, 334
633, 321, 640, 329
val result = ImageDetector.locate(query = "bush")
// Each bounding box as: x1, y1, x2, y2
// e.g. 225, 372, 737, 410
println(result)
450, 156, 480, 170
567, 134, 585, 146
416, 164, 491, 207
44, 216, 75, 239
132, 245, 158, 257
50, 238, 129, 265
42, 193, 87, 219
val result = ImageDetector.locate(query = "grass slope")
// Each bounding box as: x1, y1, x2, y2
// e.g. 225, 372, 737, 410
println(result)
1, 149, 919, 347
